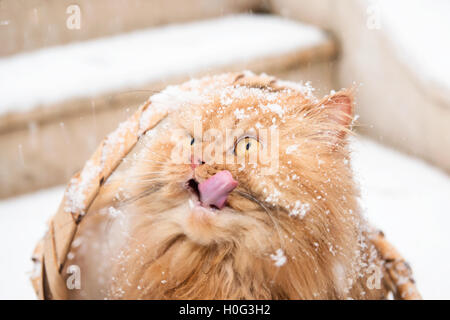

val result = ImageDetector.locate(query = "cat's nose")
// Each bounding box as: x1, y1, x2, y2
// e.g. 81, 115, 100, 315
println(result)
198, 170, 238, 209
190, 155, 205, 170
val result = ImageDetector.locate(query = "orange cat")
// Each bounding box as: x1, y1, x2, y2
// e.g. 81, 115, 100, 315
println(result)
66, 72, 387, 299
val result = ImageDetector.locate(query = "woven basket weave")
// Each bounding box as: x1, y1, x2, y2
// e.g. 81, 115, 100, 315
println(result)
30, 74, 422, 300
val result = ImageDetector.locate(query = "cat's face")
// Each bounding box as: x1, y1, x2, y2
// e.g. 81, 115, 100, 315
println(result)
124, 73, 359, 253
95, 73, 376, 299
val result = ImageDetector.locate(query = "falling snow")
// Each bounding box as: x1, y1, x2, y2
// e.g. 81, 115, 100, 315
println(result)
286, 144, 299, 155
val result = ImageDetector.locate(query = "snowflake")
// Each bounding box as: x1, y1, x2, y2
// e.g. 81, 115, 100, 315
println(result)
289, 200, 310, 218
270, 249, 287, 267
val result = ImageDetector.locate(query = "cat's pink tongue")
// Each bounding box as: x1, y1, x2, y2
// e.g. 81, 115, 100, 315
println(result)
198, 170, 238, 209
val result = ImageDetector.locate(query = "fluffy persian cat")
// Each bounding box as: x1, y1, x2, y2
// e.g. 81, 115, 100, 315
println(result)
66, 72, 388, 299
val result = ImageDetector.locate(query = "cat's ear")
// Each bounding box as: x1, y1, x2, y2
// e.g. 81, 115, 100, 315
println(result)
320, 89, 354, 140
322, 90, 354, 127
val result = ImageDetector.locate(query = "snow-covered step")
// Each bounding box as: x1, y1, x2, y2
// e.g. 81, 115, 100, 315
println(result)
0, 14, 336, 198
1, 137, 449, 299
0, 14, 335, 124
1, 0, 261, 56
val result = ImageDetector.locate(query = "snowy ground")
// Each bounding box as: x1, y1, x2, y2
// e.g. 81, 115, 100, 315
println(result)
0, 137, 449, 299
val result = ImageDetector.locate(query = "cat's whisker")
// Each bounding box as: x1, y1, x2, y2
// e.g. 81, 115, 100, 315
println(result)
118, 176, 167, 186
130, 150, 167, 163
119, 182, 165, 206
134, 172, 164, 175
131, 178, 166, 184
118, 175, 163, 183
106, 173, 162, 184
131, 159, 166, 164
235, 190, 286, 252
147, 149, 169, 159
111, 171, 163, 178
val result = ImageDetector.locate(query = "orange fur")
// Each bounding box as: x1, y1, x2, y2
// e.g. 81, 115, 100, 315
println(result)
66, 73, 387, 299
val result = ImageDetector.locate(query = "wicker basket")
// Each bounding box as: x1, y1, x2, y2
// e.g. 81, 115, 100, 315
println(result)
30, 74, 422, 300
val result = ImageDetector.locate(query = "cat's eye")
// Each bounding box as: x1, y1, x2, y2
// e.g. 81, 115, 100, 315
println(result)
182, 135, 195, 150
235, 136, 260, 156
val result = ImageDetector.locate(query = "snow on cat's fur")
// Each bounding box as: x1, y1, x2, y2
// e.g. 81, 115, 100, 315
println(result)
66, 72, 386, 299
